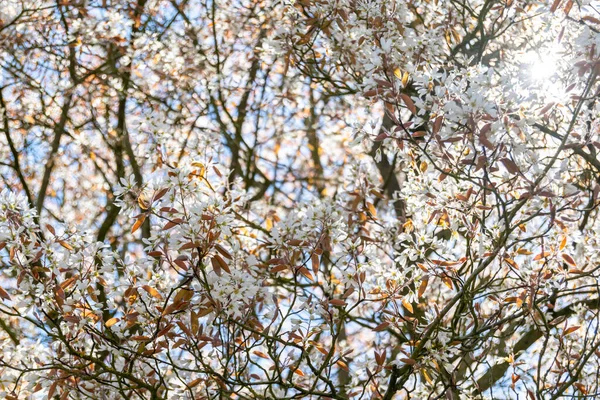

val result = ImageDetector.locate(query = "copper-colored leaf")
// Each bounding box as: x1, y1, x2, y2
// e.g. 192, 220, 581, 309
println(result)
562, 253, 576, 266
153, 187, 169, 202
336, 360, 349, 371
574, 382, 587, 394
271, 264, 288, 273
157, 323, 174, 337
197, 308, 213, 317
173, 288, 194, 304
343, 287, 355, 299
402, 299, 414, 314
504, 296, 519, 303
500, 158, 520, 174
188, 378, 203, 388
374, 321, 390, 332
568, 268, 584, 274
131, 215, 146, 234
292, 368, 305, 377
0, 286, 10, 301
142, 285, 163, 300
48, 381, 58, 400
60, 277, 77, 290
163, 218, 184, 230
564, 325, 580, 335
363, 89, 380, 98
374, 133, 388, 142
400, 93, 416, 114
253, 350, 270, 359
559, 236, 567, 250
432, 115, 443, 134
311, 253, 319, 275
46, 224, 56, 235
105, 317, 119, 327
366, 202, 377, 217
516, 248, 533, 255
287, 239, 305, 246
58, 240, 73, 251
130, 335, 151, 341
180, 241, 198, 251
582, 16, 600, 24
442, 276, 454, 290
418, 278, 428, 298
213, 254, 231, 274
422, 369, 433, 384
298, 266, 314, 281
329, 299, 347, 307
191, 162, 206, 176
215, 244, 232, 260
401, 71, 410, 87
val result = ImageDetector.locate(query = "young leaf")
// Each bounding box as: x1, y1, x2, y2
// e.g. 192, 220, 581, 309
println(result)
374, 321, 390, 332
0, 286, 11, 301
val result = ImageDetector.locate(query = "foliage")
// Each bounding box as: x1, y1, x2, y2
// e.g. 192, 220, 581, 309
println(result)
0, 0, 600, 398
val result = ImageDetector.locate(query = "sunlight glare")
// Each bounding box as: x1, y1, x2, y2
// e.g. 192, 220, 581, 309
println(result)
527, 51, 558, 82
